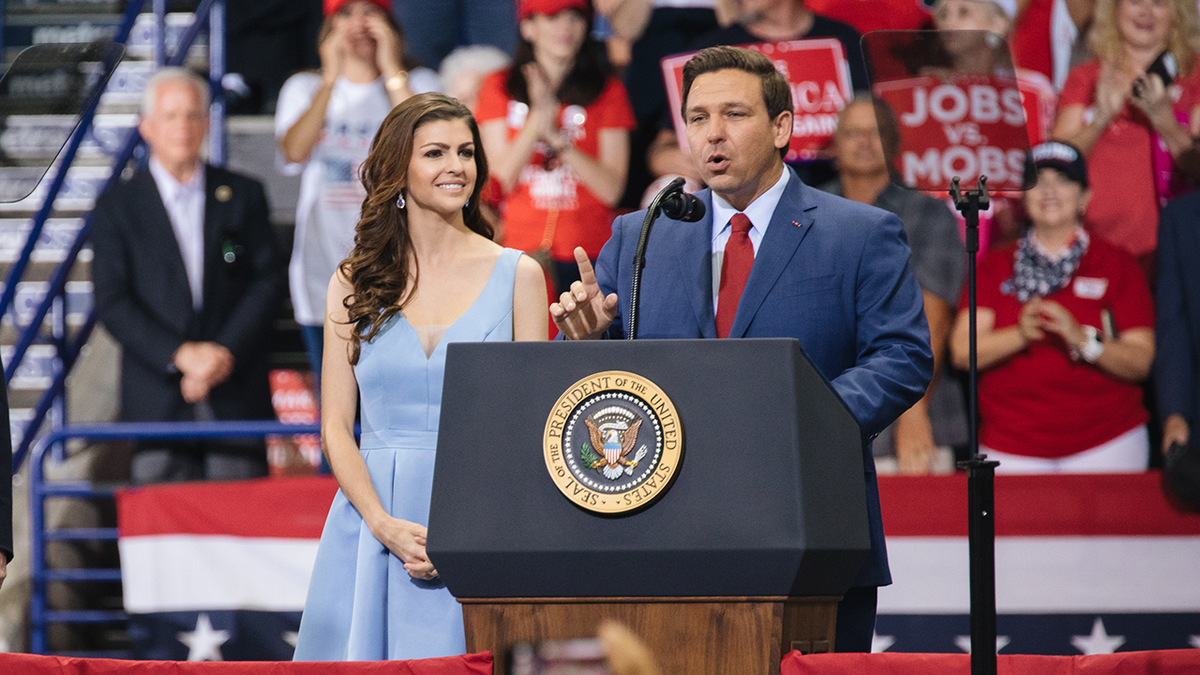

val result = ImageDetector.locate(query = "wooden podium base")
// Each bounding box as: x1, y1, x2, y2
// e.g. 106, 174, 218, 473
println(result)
461, 596, 839, 675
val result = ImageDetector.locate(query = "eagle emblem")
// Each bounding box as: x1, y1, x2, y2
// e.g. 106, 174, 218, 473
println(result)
582, 406, 648, 480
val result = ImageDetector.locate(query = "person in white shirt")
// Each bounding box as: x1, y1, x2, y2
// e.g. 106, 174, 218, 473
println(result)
276, 0, 439, 381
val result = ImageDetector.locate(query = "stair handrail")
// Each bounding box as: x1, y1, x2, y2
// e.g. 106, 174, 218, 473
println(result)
7, 0, 229, 471
28, 420, 324, 654
0, 0, 145, 324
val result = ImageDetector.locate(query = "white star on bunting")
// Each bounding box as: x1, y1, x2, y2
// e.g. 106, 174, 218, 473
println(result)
954, 635, 1011, 654
1071, 618, 1125, 655
176, 613, 231, 661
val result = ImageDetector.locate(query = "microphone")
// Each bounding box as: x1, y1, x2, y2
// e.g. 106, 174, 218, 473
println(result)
660, 182, 706, 222
628, 177, 707, 339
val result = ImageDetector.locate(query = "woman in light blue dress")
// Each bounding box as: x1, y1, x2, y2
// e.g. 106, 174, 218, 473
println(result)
293, 93, 548, 661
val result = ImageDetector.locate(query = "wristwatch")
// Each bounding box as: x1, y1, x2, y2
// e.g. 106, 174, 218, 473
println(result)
1071, 325, 1104, 363
385, 70, 409, 93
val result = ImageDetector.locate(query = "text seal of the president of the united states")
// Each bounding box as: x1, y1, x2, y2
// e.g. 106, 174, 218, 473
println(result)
543, 370, 683, 514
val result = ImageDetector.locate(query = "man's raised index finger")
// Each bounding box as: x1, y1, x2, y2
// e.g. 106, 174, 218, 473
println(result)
574, 246, 598, 286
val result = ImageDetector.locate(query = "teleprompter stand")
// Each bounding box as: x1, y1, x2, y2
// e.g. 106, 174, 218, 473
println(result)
859, 27, 1031, 675
428, 338, 875, 675
952, 176, 1001, 675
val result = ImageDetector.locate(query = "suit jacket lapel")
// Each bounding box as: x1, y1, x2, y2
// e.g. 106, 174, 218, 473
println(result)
728, 170, 815, 338
673, 189, 717, 338
135, 170, 194, 322
202, 165, 228, 315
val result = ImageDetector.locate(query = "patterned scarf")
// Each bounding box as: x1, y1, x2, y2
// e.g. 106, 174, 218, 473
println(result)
1001, 228, 1089, 302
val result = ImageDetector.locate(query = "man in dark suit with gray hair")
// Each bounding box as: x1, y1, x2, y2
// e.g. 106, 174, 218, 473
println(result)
91, 67, 281, 483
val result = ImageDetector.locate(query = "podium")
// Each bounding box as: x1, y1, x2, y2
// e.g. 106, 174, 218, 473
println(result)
429, 339, 870, 675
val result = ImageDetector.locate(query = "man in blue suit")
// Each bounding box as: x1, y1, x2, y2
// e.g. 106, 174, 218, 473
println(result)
1157, 190, 1200, 457
551, 46, 933, 651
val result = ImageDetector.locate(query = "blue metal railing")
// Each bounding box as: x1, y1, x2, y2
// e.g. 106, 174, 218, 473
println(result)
28, 420, 323, 655
0, 0, 143, 326
207, 0, 227, 164
3, 2, 282, 657
6, 0, 229, 471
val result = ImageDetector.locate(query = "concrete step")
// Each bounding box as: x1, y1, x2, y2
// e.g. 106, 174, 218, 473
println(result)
4, 11, 209, 63
0, 217, 87, 263
0, 277, 93, 329
1, 114, 137, 167
0, 163, 112, 213
3, 1, 122, 16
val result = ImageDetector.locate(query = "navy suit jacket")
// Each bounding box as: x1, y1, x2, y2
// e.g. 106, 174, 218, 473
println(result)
91, 165, 282, 425
1156, 190, 1200, 433
593, 168, 933, 587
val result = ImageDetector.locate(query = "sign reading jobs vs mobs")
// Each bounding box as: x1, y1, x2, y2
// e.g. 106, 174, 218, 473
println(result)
875, 73, 1031, 190
661, 39, 853, 162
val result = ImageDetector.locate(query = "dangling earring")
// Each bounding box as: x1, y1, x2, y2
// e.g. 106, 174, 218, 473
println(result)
464, 198, 470, 210
396, 192, 406, 209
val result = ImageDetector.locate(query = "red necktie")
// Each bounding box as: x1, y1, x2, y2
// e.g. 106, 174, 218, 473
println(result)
716, 213, 753, 339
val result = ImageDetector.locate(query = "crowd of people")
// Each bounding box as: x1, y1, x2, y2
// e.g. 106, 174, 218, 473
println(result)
273, 0, 1200, 474
97, 0, 1200, 476
81, 0, 1200, 663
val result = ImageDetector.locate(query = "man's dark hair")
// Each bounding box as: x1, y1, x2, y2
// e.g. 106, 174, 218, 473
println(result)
680, 46, 793, 158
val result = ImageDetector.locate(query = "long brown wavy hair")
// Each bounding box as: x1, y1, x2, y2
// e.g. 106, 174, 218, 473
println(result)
340, 93, 493, 364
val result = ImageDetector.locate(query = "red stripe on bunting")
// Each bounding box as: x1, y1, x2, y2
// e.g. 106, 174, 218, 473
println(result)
782, 649, 1200, 674
117, 476, 339, 539
0, 651, 493, 674
878, 472, 1200, 538
115, 471, 1200, 539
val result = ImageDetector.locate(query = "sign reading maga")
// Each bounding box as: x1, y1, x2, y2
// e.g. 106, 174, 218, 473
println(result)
874, 73, 1032, 191
661, 39, 853, 163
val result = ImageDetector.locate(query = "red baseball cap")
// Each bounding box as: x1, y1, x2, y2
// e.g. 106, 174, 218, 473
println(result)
517, 0, 592, 21
324, 0, 393, 17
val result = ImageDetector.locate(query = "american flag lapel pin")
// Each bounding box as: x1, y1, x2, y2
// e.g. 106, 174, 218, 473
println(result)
792, 220, 802, 227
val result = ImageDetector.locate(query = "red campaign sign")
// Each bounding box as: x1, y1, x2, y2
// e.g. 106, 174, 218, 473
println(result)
267, 369, 322, 476
661, 39, 853, 162
873, 72, 1032, 191
1017, 69, 1057, 147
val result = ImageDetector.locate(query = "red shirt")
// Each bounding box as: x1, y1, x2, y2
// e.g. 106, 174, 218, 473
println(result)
804, 0, 933, 34
1058, 58, 1200, 257
965, 236, 1153, 458
1010, 0, 1056, 83
475, 71, 635, 262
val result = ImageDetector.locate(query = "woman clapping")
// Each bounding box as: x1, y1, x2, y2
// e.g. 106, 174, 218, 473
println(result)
276, 0, 438, 377
950, 142, 1156, 473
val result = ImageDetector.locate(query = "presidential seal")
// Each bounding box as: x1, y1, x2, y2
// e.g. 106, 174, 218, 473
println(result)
543, 371, 683, 514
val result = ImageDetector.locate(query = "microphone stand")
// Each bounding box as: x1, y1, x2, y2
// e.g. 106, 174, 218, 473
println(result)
628, 177, 686, 340
951, 175, 999, 675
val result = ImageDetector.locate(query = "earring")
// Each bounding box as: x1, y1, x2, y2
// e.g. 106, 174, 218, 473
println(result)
396, 192, 406, 209
464, 198, 470, 210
